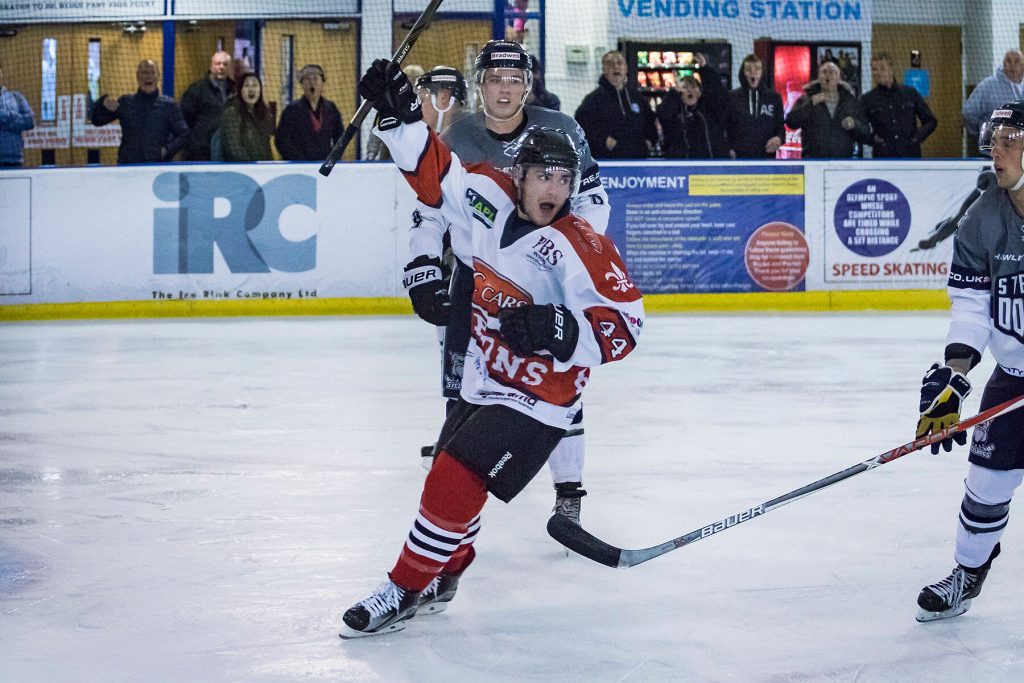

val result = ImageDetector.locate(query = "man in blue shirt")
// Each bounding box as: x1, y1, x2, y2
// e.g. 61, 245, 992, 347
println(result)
0, 62, 35, 167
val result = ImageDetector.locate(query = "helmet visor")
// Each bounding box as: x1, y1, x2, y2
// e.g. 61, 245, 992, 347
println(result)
979, 120, 1024, 153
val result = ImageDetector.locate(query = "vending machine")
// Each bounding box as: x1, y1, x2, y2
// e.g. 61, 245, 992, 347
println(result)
619, 40, 732, 111
753, 39, 863, 158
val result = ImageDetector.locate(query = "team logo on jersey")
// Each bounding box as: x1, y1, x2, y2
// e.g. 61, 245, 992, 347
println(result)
605, 262, 634, 294
994, 273, 1024, 342
466, 189, 498, 228
472, 259, 533, 314
527, 235, 562, 271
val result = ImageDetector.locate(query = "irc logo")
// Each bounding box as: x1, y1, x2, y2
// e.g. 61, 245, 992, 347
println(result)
153, 172, 317, 273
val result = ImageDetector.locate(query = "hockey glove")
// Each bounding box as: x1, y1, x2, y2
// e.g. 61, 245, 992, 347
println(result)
498, 304, 579, 363
403, 255, 451, 326
357, 59, 422, 131
916, 362, 972, 454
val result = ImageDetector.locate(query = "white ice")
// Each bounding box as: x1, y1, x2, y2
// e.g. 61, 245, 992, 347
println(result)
2, 312, 1023, 682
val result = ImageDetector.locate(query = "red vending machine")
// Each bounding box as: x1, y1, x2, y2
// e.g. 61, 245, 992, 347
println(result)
754, 40, 863, 159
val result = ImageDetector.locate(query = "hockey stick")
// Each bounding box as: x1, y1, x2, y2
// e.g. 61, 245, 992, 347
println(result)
548, 392, 1024, 569
318, 0, 445, 177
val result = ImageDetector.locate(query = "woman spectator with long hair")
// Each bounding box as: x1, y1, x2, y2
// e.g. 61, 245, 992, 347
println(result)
219, 72, 274, 161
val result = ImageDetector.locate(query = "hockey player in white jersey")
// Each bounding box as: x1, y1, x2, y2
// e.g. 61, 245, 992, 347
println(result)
915, 101, 1024, 622
404, 40, 610, 524
340, 59, 643, 638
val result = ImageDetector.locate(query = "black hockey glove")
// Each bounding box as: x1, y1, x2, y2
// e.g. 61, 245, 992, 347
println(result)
916, 362, 972, 454
498, 304, 579, 363
403, 255, 451, 326
357, 59, 422, 131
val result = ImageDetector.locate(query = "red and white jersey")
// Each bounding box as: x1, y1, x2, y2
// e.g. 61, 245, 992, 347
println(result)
378, 121, 644, 428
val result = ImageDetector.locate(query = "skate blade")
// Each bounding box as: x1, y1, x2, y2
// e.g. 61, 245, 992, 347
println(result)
916, 599, 971, 623
418, 601, 449, 616
338, 618, 411, 639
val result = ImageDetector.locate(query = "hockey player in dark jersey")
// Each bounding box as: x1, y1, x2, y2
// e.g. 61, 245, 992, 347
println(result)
915, 101, 1024, 623
340, 59, 643, 638
404, 40, 610, 524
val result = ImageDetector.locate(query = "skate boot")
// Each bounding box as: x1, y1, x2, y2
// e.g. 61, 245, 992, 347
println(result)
418, 546, 474, 615
339, 579, 420, 639
916, 543, 1000, 622
420, 444, 436, 471
553, 482, 587, 526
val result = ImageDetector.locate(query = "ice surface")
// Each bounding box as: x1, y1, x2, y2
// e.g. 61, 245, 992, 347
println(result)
2, 313, 1023, 681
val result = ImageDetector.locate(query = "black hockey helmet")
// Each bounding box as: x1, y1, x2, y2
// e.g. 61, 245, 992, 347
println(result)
512, 126, 580, 193
978, 100, 1024, 153
474, 40, 534, 76
416, 66, 467, 105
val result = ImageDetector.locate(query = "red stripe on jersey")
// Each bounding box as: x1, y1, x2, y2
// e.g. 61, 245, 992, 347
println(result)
465, 162, 517, 202
551, 216, 642, 303
585, 307, 639, 364
472, 258, 533, 315
400, 127, 452, 209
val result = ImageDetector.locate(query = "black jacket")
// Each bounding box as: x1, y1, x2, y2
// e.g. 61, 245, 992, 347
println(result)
726, 82, 785, 158
90, 89, 189, 165
861, 82, 937, 158
784, 81, 872, 158
575, 76, 655, 159
656, 65, 730, 159
179, 74, 235, 160
275, 97, 344, 161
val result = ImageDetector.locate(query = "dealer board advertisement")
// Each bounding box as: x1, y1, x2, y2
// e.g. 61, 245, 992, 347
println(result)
822, 165, 987, 288
602, 163, 807, 293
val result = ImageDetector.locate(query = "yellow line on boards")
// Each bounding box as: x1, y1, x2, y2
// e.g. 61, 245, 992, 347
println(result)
0, 291, 949, 322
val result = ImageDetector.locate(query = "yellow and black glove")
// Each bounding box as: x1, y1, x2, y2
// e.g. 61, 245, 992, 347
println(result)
916, 362, 972, 454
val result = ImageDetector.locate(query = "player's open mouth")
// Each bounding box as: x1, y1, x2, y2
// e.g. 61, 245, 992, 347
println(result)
539, 202, 555, 211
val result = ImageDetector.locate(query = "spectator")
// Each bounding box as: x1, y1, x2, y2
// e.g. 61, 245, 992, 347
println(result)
726, 53, 785, 159
784, 61, 871, 158
180, 50, 234, 160
415, 65, 468, 133
218, 72, 274, 162
574, 50, 654, 159
861, 52, 937, 158
366, 64, 423, 161
0, 61, 35, 167
275, 64, 344, 161
90, 59, 189, 165
657, 53, 730, 159
962, 49, 1024, 151
527, 55, 560, 111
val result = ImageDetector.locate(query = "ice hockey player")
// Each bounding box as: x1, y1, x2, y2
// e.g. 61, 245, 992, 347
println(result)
914, 100, 1024, 622
340, 59, 643, 638
403, 39, 611, 524
414, 65, 468, 134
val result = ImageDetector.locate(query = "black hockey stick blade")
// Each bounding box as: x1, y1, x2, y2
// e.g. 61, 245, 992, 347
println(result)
548, 392, 1024, 568
319, 0, 445, 176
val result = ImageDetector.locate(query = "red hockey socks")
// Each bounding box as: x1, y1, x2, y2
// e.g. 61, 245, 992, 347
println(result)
389, 451, 487, 591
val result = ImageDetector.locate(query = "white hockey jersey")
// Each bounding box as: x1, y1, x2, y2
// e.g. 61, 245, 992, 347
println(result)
379, 120, 644, 428
946, 186, 1024, 377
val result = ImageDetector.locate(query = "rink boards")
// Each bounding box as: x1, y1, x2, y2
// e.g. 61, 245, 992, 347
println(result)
0, 158, 979, 320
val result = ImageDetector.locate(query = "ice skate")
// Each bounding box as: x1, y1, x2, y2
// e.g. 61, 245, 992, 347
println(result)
420, 444, 435, 471
553, 481, 587, 526
916, 544, 1000, 622
339, 579, 420, 638
418, 547, 473, 615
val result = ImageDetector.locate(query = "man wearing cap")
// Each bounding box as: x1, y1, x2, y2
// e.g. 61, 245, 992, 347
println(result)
275, 64, 344, 161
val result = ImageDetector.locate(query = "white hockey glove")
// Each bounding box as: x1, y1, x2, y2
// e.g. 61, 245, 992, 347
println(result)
403, 255, 451, 326
916, 363, 972, 454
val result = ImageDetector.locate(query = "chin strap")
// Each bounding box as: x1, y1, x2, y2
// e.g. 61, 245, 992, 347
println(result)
1012, 154, 1024, 191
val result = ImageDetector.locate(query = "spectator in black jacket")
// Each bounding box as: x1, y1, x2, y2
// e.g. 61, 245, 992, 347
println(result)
275, 64, 344, 161
179, 50, 234, 160
657, 53, 730, 159
726, 54, 785, 158
527, 55, 561, 111
90, 59, 189, 165
574, 50, 654, 158
784, 61, 872, 158
861, 53, 937, 158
